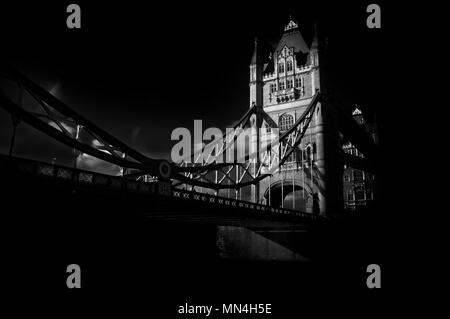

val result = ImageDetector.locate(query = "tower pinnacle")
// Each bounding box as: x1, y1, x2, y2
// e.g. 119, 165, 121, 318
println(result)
250, 37, 261, 65
311, 19, 319, 49
284, 16, 299, 31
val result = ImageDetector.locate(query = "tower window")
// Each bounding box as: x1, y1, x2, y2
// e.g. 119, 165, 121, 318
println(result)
304, 144, 314, 162
355, 187, 366, 200
278, 63, 285, 73
347, 188, 354, 201
353, 170, 364, 182
344, 174, 350, 182
279, 113, 294, 131
287, 60, 293, 72
286, 152, 295, 163
286, 79, 293, 89
270, 83, 277, 93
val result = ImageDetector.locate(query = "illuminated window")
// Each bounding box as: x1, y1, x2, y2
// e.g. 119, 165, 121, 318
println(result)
279, 113, 294, 132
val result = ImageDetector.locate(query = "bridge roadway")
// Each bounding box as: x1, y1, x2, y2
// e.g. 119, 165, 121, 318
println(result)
0, 154, 321, 225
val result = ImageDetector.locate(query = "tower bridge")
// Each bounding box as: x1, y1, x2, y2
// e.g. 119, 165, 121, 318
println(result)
0, 17, 379, 261
0, 17, 378, 218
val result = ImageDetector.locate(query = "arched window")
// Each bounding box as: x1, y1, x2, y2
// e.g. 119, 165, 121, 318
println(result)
278, 62, 285, 73
278, 115, 296, 163
287, 60, 293, 72
301, 142, 316, 164
279, 113, 294, 132
304, 144, 313, 161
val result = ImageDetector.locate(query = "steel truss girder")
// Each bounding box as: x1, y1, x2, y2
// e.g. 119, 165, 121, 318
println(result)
1, 65, 377, 192
0, 65, 167, 176
173, 92, 322, 191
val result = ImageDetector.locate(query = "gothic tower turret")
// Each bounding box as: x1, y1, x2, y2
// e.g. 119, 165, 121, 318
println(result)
249, 37, 264, 108
309, 21, 321, 94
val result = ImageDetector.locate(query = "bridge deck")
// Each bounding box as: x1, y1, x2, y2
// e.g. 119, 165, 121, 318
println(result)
0, 154, 323, 227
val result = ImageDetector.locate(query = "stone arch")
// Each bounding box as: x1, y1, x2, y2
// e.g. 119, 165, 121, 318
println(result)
278, 113, 294, 132
263, 179, 313, 212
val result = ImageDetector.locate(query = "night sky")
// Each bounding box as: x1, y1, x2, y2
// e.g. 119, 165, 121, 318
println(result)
0, 1, 393, 174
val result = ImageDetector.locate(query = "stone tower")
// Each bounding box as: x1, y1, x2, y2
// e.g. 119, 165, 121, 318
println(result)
249, 37, 264, 108
248, 16, 342, 216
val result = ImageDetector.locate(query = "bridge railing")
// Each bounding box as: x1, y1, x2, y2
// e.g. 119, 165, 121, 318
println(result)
172, 188, 321, 221
0, 154, 156, 193
1, 154, 323, 222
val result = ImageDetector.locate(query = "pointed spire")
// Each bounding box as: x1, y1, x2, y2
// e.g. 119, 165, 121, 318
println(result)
276, 15, 308, 53
352, 105, 362, 115
250, 37, 261, 65
284, 15, 299, 32
311, 19, 319, 50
